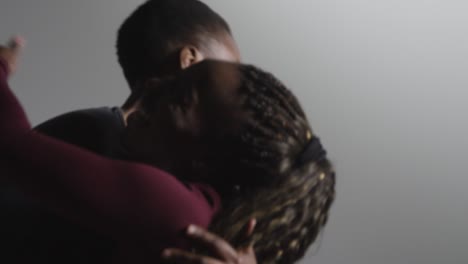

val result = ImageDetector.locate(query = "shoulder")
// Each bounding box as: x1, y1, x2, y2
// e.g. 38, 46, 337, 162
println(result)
35, 107, 117, 134
34, 107, 124, 154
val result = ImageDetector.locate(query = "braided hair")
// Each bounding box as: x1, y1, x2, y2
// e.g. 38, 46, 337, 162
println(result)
205, 65, 336, 263
140, 61, 335, 263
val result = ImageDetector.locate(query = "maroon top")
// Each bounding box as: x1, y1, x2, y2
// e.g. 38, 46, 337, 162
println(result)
0, 58, 221, 262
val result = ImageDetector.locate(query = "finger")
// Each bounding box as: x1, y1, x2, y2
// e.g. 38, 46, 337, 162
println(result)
245, 245, 255, 255
162, 248, 224, 264
244, 219, 257, 238
186, 225, 239, 262
8, 36, 25, 53
237, 245, 256, 262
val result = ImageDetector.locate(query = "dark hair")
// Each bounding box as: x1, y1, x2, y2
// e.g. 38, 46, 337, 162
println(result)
205, 65, 336, 263
141, 61, 336, 263
117, 0, 232, 89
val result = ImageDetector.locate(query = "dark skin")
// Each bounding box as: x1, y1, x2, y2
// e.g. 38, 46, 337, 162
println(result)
0, 37, 256, 264
123, 61, 260, 264
123, 60, 247, 183
121, 33, 241, 122
162, 220, 257, 264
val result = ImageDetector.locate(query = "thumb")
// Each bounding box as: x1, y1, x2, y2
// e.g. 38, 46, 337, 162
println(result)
244, 219, 257, 238
8, 36, 25, 54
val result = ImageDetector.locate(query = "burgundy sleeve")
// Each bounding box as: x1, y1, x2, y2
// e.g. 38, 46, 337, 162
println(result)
0, 58, 220, 247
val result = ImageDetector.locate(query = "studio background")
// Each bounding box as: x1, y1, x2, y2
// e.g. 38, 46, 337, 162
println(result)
1, 1, 467, 263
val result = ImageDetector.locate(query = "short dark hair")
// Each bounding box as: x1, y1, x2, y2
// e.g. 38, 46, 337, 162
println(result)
117, 0, 232, 89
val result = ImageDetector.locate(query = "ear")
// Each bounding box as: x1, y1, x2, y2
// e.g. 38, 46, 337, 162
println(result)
179, 45, 205, 69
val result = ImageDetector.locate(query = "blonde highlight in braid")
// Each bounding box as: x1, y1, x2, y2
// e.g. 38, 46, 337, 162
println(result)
211, 161, 335, 263
141, 61, 336, 263
209, 65, 336, 263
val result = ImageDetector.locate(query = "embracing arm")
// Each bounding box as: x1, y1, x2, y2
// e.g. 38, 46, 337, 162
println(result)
0, 57, 220, 248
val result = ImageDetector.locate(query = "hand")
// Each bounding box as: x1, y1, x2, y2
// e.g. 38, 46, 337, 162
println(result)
0, 36, 24, 75
162, 219, 257, 264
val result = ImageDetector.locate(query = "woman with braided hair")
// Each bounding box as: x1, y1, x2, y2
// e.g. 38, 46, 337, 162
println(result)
144, 62, 336, 263
0, 38, 335, 263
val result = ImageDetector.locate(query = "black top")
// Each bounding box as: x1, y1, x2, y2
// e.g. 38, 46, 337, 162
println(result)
35, 107, 128, 159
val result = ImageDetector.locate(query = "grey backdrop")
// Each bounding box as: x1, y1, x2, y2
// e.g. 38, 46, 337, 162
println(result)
1, 0, 467, 263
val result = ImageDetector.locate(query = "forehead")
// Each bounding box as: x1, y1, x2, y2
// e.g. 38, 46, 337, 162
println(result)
168, 60, 242, 106
184, 60, 241, 86
204, 35, 241, 63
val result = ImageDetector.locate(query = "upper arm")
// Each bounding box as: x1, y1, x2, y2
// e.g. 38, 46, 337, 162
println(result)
73, 159, 217, 238
0, 71, 218, 246
6, 132, 219, 244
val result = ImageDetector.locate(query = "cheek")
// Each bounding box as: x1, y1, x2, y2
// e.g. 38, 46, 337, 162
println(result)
172, 105, 202, 138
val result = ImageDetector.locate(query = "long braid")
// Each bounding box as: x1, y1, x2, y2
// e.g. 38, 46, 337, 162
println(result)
209, 65, 336, 263
139, 61, 335, 263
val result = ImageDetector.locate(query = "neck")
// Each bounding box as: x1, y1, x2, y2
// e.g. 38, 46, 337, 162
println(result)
121, 92, 142, 125
121, 106, 136, 126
